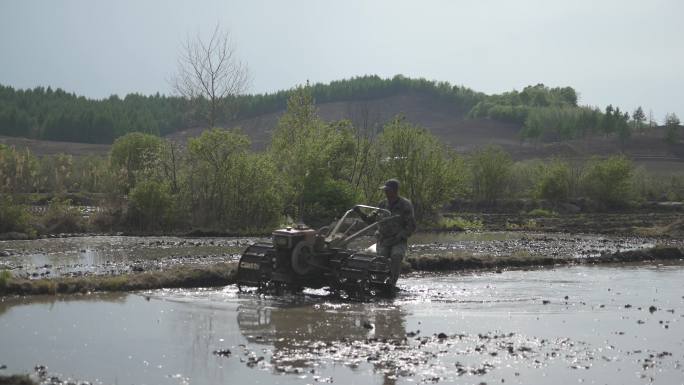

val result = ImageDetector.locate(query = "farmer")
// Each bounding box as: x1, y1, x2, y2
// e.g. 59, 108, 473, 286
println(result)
374, 178, 416, 285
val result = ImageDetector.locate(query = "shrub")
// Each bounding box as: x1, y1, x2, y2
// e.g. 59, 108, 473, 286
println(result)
184, 130, 283, 232
468, 145, 512, 204
0, 269, 11, 288
537, 159, 573, 203
0, 195, 33, 234
377, 117, 468, 220
42, 198, 84, 233
127, 180, 173, 231
110, 132, 163, 192
435, 216, 483, 231
581, 156, 634, 208
508, 160, 545, 199
527, 208, 557, 217
301, 178, 358, 228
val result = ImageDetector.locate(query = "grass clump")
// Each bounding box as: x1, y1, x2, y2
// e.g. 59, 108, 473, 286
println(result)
407, 251, 558, 272
42, 198, 85, 234
0, 195, 36, 238
527, 208, 557, 217
0, 269, 11, 288
434, 216, 483, 231
406, 247, 684, 273
505, 218, 538, 230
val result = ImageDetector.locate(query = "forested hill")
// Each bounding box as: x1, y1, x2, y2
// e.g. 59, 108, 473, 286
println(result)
0, 74, 667, 148
0, 75, 481, 144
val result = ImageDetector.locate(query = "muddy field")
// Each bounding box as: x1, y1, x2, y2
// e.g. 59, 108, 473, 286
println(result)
1, 264, 683, 384
1, 232, 683, 280
1, 232, 684, 384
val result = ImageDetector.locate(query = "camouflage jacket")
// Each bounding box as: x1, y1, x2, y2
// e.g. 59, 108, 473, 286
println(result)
376, 196, 416, 247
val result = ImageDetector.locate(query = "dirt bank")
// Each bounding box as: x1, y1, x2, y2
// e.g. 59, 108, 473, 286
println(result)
0, 263, 236, 296
407, 246, 684, 271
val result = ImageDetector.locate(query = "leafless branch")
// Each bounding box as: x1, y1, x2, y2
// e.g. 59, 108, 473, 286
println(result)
172, 24, 250, 128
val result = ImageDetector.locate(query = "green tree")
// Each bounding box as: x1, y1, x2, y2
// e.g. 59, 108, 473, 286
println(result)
632, 106, 646, 134
374, 117, 467, 220
184, 128, 282, 231
0, 145, 39, 193
537, 159, 573, 204
71, 155, 114, 193
185, 128, 250, 228
228, 153, 284, 231
270, 85, 357, 224
469, 145, 512, 204
601, 105, 616, 136
47, 153, 74, 194
109, 132, 163, 192
128, 180, 173, 231
665, 113, 681, 144
615, 110, 632, 151
582, 156, 634, 208
0, 195, 33, 235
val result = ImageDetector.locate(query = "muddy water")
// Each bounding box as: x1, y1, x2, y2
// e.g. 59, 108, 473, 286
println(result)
2, 232, 681, 279
0, 236, 253, 278
1, 264, 683, 384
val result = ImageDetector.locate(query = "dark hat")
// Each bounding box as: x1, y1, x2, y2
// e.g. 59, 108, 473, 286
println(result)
379, 178, 400, 191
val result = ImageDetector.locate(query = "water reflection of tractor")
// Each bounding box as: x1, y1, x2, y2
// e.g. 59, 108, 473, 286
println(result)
237, 301, 406, 376
237, 205, 400, 297
237, 302, 406, 345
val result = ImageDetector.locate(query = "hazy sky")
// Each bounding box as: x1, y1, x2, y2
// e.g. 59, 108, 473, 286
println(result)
1, 0, 682, 121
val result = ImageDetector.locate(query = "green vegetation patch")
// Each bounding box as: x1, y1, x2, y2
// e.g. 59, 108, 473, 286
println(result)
406, 247, 684, 272
0, 263, 237, 296
407, 251, 560, 272
527, 208, 557, 217
432, 216, 483, 231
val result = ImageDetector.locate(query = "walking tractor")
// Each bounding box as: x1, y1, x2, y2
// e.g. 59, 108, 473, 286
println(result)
237, 205, 399, 296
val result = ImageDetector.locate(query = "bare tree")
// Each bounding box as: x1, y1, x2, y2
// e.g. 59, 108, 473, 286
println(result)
173, 25, 249, 128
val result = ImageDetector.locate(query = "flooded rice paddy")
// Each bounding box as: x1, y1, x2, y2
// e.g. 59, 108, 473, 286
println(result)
1, 264, 683, 384
1, 232, 682, 279
1, 233, 683, 384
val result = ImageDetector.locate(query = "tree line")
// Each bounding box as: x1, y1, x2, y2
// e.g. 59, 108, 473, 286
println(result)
0, 75, 484, 144
470, 84, 681, 144
2, 77, 680, 146
2, 86, 682, 236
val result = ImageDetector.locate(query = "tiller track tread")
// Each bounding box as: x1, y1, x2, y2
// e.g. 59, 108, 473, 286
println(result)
236, 243, 276, 289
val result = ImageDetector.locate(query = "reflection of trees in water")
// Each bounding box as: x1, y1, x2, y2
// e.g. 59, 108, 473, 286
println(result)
0, 292, 127, 317
163, 300, 240, 384
237, 300, 406, 384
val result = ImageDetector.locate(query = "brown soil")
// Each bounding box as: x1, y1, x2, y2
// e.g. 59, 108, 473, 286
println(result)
0, 135, 110, 157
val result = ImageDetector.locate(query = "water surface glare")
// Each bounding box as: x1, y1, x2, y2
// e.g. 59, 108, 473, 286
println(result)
1, 263, 683, 384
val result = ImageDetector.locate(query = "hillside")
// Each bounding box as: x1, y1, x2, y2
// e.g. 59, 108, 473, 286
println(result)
0, 135, 110, 156
1, 76, 682, 175
169, 91, 522, 151
169, 91, 684, 175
